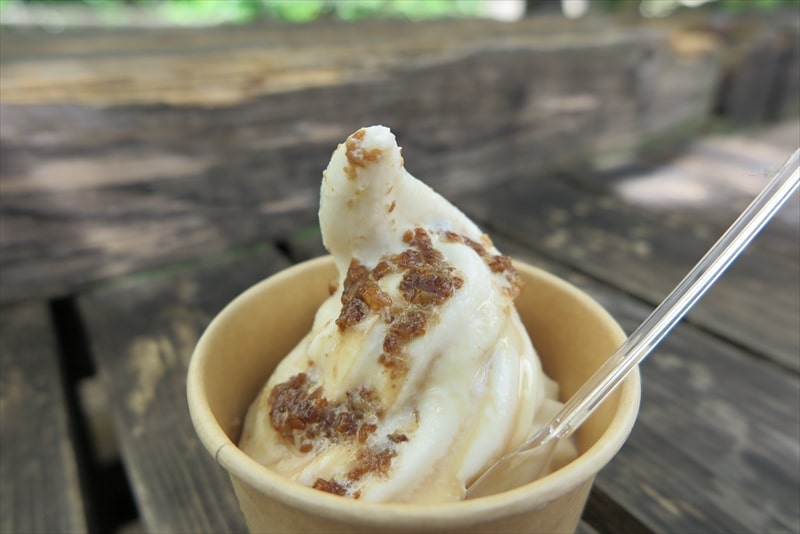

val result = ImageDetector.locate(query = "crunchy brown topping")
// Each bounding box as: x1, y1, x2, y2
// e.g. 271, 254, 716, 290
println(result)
383, 309, 427, 354
344, 129, 383, 180
268, 373, 382, 453
268, 374, 327, 451
268, 373, 408, 497
399, 268, 463, 307
328, 278, 339, 296
401, 228, 441, 262
379, 228, 463, 373
464, 237, 487, 257
487, 254, 513, 274
371, 260, 392, 280
334, 227, 466, 380
347, 445, 397, 482
346, 386, 383, 419
313, 478, 348, 496
336, 260, 392, 331
309, 438, 405, 498
442, 230, 523, 298
387, 432, 408, 443
333, 411, 358, 437
358, 422, 378, 444
444, 231, 486, 257
377, 351, 410, 379
392, 248, 424, 270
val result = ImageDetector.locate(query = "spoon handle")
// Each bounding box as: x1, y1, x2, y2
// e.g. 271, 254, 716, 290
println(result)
529, 148, 800, 449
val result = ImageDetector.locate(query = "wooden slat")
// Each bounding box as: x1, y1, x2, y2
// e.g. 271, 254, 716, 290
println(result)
493, 240, 800, 533
0, 18, 658, 106
77, 246, 291, 533
0, 18, 721, 304
455, 175, 799, 372
582, 487, 652, 534
0, 17, 633, 65
718, 21, 800, 124
0, 303, 88, 534
589, 125, 800, 261
756, 119, 800, 152
574, 519, 601, 534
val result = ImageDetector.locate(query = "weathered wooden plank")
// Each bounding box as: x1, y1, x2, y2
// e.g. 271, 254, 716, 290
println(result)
0, 183, 320, 303
493, 240, 800, 533
455, 176, 800, 372
0, 19, 720, 304
77, 245, 291, 533
0, 303, 88, 534
0, 17, 627, 65
716, 19, 800, 124
584, 124, 800, 261
582, 487, 652, 534
757, 119, 800, 153
0, 17, 658, 106
574, 518, 602, 534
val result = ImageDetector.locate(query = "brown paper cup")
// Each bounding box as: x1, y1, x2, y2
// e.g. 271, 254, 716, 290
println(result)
188, 256, 640, 533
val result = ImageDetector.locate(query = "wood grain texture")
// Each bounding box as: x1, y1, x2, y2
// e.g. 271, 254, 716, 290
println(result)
584, 124, 800, 261
574, 518, 602, 534
717, 19, 800, 123
455, 170, 800, 372
493, 240, 800, 533
0, 18, 720, 304
77, 245, 290, 533
582, 487, 652, 534
0, 17, 675, 107
0, 303, 88, 534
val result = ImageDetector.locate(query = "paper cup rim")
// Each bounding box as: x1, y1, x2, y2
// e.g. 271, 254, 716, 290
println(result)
187, 256, 640, 529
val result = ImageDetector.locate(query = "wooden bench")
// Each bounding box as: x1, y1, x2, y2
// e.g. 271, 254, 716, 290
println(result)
0, 14, 797, 534
0, 303, 87, 533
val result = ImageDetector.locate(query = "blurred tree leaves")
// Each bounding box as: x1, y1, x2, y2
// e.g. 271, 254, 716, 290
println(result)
2, 0, 483, 24
2, 0, 797, 24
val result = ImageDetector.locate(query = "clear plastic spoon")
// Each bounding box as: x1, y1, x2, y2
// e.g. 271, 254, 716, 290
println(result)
467, 148, 800, 498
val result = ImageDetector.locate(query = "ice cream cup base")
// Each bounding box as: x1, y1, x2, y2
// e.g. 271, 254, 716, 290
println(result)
187, 256, 640, 533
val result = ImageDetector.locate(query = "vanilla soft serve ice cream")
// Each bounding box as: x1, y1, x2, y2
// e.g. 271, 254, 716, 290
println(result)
239, 126, 570, 503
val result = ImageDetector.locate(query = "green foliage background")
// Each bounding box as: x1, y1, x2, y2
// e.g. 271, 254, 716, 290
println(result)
1, 0, 797, 25
0, 0, 483, 24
